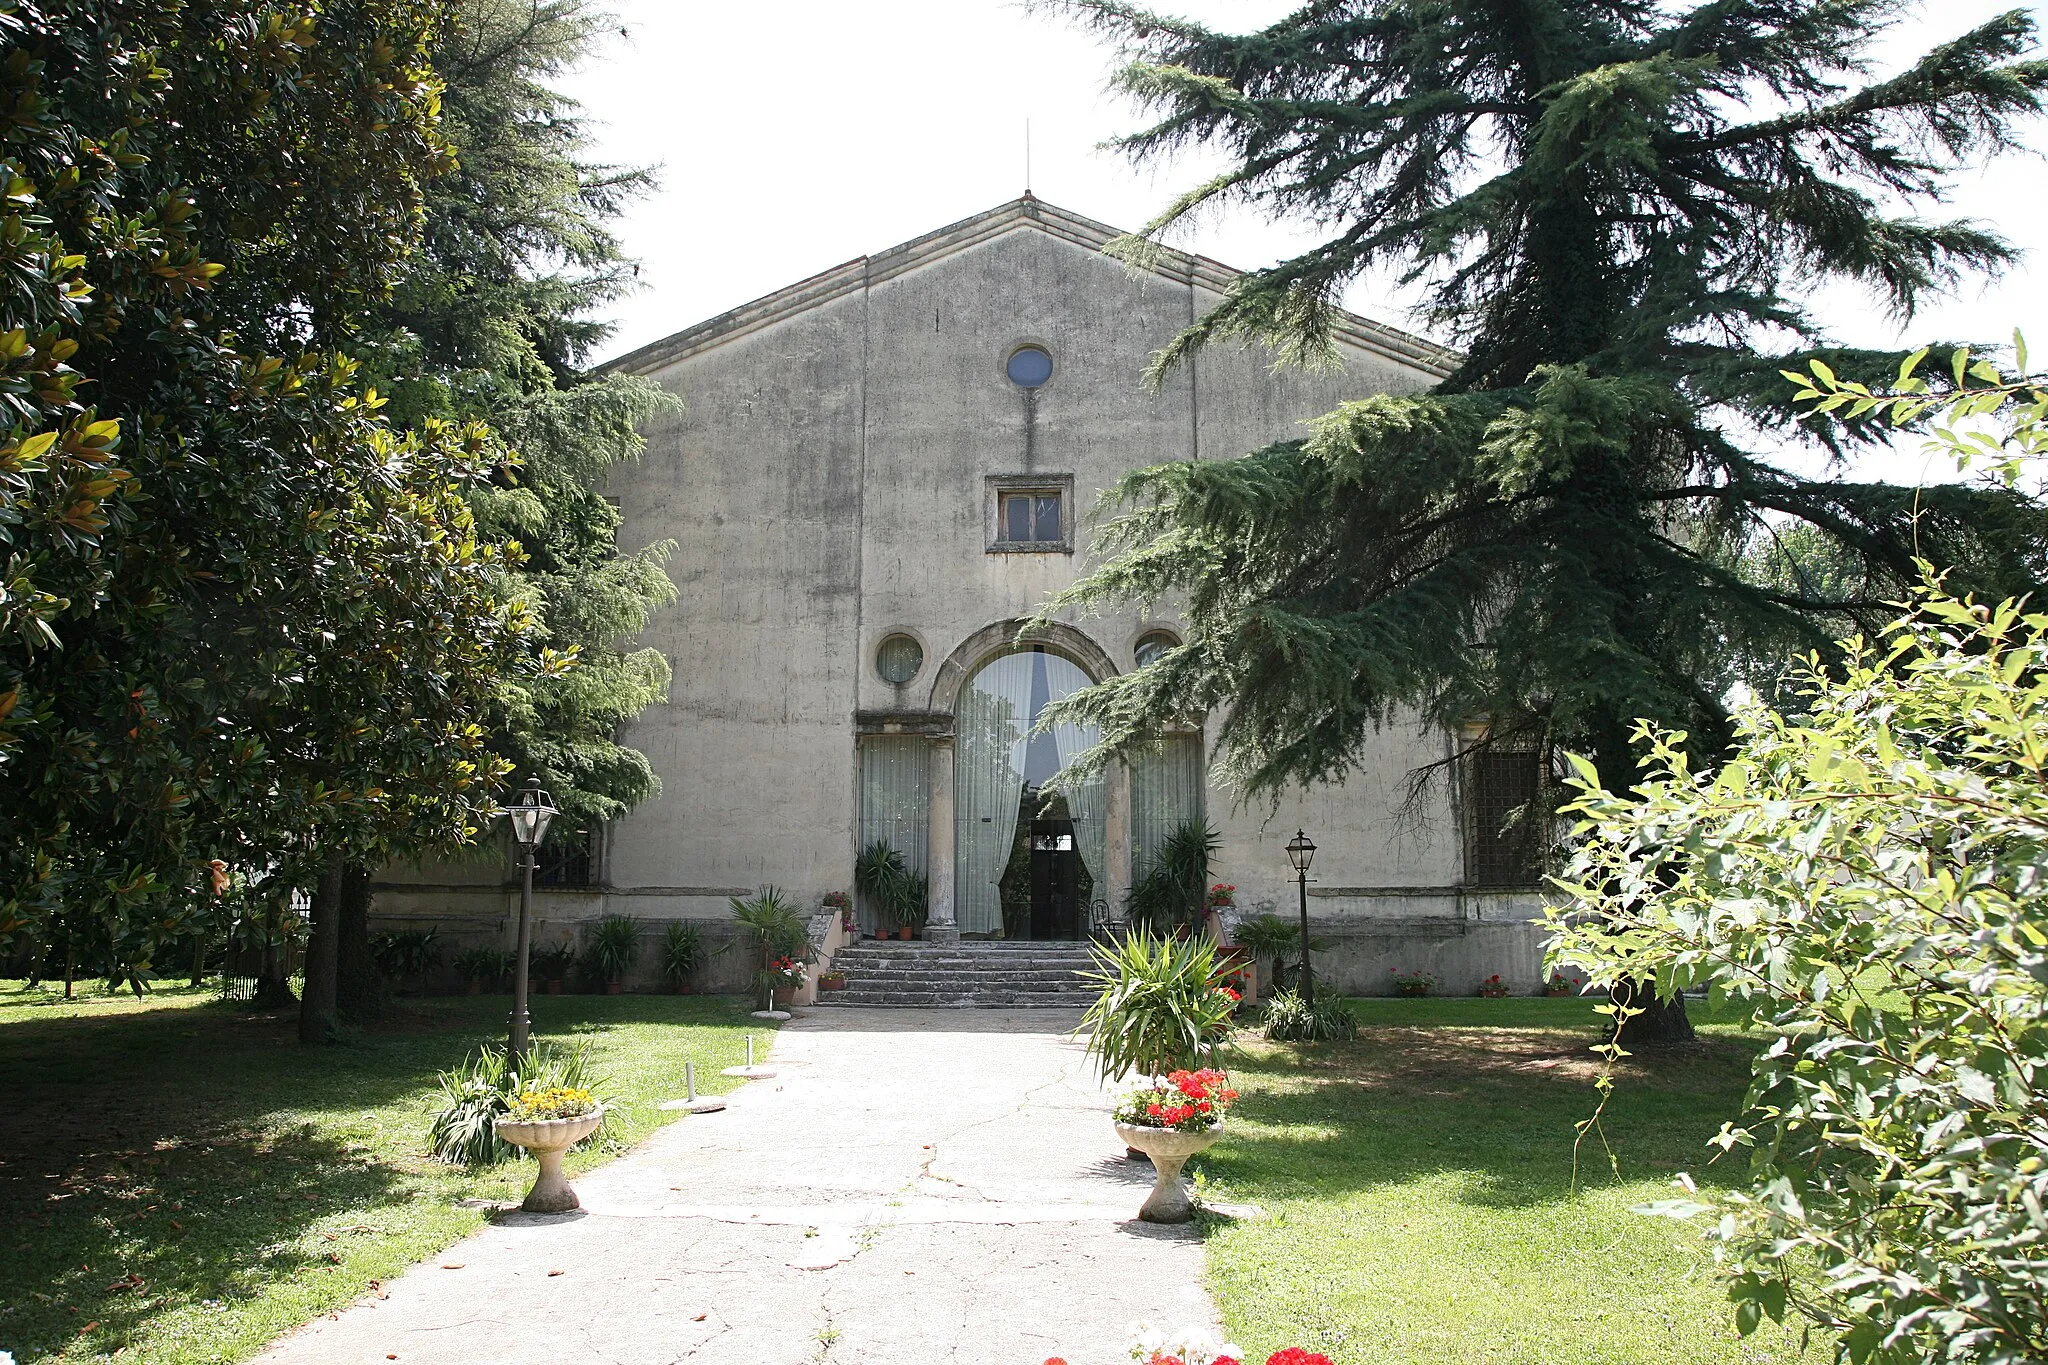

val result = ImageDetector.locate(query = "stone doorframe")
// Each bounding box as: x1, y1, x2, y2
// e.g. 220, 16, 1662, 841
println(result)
918, 619, 1129, 943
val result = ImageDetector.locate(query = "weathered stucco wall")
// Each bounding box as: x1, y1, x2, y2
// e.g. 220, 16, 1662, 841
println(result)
372, 199, 1551, 996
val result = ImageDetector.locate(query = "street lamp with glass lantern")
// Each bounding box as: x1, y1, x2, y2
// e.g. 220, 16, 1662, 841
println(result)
1285, 830, 1317, 1006
501, 776, 557, 1061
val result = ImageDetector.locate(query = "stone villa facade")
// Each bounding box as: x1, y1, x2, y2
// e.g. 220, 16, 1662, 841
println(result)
373, 197, 1551, 995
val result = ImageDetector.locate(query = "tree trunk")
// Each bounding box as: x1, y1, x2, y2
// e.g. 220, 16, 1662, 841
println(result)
299, 852, 344, 1043
335, 862, 380, 1020
1612, 978, 1696, 1045
189, 929, 207, 988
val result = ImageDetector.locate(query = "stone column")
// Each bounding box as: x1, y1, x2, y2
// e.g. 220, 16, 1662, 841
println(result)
924, 737, 959, 943
1103, 758, 1131, 923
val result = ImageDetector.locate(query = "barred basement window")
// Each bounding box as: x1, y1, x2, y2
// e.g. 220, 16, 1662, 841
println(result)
1465, 748, 1544, 887
536, 828, 595, 888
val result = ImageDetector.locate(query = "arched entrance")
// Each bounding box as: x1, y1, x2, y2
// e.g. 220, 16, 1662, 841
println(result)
953, 647, 1106, 939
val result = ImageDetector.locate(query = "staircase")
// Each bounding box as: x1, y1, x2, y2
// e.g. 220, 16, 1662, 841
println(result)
818, 940, 1097, 1008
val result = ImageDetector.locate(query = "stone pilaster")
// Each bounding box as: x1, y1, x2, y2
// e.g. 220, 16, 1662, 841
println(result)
924, 737, 959, 943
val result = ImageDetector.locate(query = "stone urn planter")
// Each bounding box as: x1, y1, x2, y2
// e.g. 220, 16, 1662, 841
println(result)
1114, 1122, 1220, 1224
494, 1108, 604, 1213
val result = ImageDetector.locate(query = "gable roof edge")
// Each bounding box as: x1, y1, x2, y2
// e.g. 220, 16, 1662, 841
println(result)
601, 196, 1459, 380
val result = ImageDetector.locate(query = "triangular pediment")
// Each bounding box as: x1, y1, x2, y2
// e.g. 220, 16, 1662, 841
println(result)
605, 196, 1457, 380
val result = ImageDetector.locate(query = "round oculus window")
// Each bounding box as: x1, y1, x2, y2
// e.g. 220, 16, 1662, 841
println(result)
1006, 345, 1053, 388
1134, 631, 1178, 668
876, 634, 924, 685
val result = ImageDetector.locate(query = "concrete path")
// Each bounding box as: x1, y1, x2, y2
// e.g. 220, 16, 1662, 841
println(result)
255, 1008, 1224, 1365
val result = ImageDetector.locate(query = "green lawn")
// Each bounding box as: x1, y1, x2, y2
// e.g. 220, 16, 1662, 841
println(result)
0, 982, 769, 1365
1198, 997, 1807, 1365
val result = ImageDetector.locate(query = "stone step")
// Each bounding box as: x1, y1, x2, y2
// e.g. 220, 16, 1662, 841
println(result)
818, 990, 1090, 1007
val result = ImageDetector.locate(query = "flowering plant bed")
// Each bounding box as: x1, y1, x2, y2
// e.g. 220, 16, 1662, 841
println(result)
1039, 1325, 1336, 1365
1477, 974, 1510, 998
503, 1086, 597, 1121
1205, 882, 1236, 909
1114, 1068, 1238, 1132
1389, 968, 1437, 997
1545, 970, 1582, 997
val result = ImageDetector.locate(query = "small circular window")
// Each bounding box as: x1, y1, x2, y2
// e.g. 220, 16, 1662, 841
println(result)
1006, 345, 1053, 388
876, 634, 924, 685
1134, 631, 1178, 668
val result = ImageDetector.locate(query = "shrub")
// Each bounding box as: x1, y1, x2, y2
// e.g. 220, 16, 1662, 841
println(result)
658, 921, 703, 986
728, 886, 809, 961
453, 946, 513, 986
580, 915, 641, 985
1549, 591, 2048, 1363
370, 929, 441, 979
1260, 989, 1356, 1042
428, 1040, 607, 1166
1081, 929, 1238, 1081
1126, 820, 1220, 935
855, 842, 928, 930
530, 941, 576, 982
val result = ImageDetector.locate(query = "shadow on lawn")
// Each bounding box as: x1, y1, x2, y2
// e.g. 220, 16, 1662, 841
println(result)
1198, 1019, 1766, 1214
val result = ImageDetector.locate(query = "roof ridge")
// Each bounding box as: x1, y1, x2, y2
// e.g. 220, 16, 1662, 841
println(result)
601, 197, 1458, 379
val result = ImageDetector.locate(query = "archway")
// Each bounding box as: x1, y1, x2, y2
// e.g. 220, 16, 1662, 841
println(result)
952, 646, 1106, 939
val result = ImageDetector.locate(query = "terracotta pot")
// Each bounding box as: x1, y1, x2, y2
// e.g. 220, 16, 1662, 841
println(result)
820, 974, 846, 991
545, 979, 563, 995
465, 979, 482, 996
605, 980, 623, 996
897, 925, 912, 941
1113, 1121, 1221, 1224
874, 930, 892, 941
772, 985, 796, 1007
494, 1107, 604, 1213
1546, 987, 1570, 997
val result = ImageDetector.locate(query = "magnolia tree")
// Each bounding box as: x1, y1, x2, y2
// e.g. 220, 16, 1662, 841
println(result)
1548, 357, 2048, 1364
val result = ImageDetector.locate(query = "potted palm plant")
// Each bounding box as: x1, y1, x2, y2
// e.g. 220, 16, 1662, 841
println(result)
531, 942, 575, 994
1080, 928, 1241, 1219
582, 915, 640, 994
726, 887, 810, 1010
659, 921, 703, 993
855, 840, 907, 940
1126, 821, 1220, 937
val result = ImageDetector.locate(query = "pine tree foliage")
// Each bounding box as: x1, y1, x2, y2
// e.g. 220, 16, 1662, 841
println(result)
1036, 0, 2048, 796
365, 0, 679, 829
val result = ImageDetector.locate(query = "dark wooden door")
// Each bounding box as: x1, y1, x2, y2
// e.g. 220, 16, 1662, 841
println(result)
1028, 820, 1079, 940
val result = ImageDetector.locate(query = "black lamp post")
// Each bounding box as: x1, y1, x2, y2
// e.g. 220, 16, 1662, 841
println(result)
1285, 829, 1317, 1006
501, 776, 558, 1061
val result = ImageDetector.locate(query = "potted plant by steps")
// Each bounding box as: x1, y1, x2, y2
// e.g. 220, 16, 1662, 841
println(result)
1112, 1068, 1239, 1223
819, 968, 847, 991
822, 890, 854, 937
493, 1084, 604, 1213
725, 887, 812, 1009
763, 955, 808, 1008
660, 921, 703, 994
895, 869, 929, 940
531, 943, 575, 995
855, 840, 911, 940
582, 915, 640, 994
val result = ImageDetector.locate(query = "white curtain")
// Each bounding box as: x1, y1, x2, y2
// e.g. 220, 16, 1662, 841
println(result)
954, 653, 1035, 934
859, 737, 930, 936
1132, 732, 1205, 879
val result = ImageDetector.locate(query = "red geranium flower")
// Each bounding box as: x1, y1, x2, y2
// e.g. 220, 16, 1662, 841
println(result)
1266, 1351, 1336, 1365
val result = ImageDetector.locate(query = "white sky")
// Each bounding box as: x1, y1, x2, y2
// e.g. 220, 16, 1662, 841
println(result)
561, 0, 2048, 484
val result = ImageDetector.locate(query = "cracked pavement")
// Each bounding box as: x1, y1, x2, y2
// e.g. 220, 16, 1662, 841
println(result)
252, 1008, 1223, 1365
